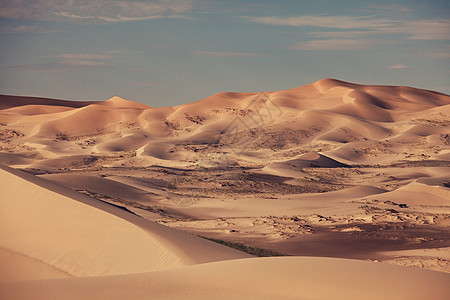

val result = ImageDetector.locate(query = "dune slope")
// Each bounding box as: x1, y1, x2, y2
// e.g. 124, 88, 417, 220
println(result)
0, 165, 250, 280
1, 257, 449, 300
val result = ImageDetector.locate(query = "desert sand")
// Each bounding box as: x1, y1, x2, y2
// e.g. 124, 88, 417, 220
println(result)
1, 78, 450, 298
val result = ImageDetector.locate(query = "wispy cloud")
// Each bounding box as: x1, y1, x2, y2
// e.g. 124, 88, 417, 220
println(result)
242, 15, 394, 29
11, 60, 114, 72
401, 20, 450, 40
244, 14, 450, 54
287, 39, 390, 51
308, 30, 378, 38
244, 15, 450, 41
47, 53, 113, 60
194, 51, 266, 57
0, 24, 62, 34
0, 0, 196, 24
12, 51, 119, 71
389, 64, 408, 69
306, 20, 450, 40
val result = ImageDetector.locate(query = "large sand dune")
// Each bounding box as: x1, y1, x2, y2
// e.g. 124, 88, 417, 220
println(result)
1, 79, 450, 298
0, 165, 249, 279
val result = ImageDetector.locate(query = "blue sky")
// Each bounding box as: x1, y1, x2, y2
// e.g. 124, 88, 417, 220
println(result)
0, 0, 449, 107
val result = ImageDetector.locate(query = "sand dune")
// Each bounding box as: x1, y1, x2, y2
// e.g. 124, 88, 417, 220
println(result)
1, 79, 449, 298
3, 164, 448, 299
0, 165, 250, 280
1, 257, 449, 300
2, 79, 449, 168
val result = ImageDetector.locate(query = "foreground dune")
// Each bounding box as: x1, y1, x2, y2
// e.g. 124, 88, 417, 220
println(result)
1, 165, 449, 299
1, 257, 449, 300
0, 164, 250, 280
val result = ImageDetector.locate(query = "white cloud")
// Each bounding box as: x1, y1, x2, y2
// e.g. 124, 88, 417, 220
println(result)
243, 15, 394, 29
11, 60, 114, 72
288, 39, 378, 51
194, 51, 266, 57
47, 53, 113, 60
58, 59, 114, 67
244, 15, 450, 41
0, 0, 196, 23
389, 64, 408, 69
307, 20, 450, 40
0, 24, 62, 34
244, 14, 450, 54
53, 11, 97, 20
308, 30, 378, 38
400, 20, 450, 40
12, 51, 120, 71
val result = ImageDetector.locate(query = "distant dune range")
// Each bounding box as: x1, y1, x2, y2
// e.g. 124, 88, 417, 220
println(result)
1, 79, 450, 299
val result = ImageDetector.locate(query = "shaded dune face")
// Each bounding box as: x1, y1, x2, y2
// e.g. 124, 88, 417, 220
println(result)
0, 94, 98, 110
